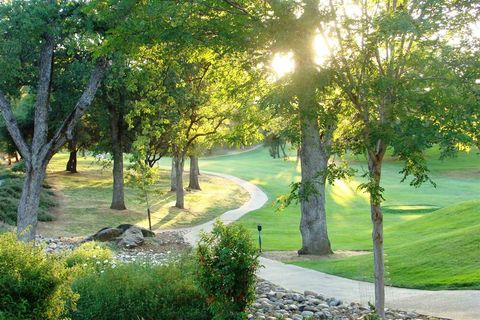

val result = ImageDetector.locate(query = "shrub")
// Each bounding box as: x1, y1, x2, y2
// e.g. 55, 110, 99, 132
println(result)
196, 221, 260, 320
65, 241, 114, 273
0, 176, 56, 225
10, 161, 25, 173
69, 257, 212, 320
0, 233, 77, 320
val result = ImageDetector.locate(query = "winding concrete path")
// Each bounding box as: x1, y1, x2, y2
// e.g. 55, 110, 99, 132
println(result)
184, 172, 480, 320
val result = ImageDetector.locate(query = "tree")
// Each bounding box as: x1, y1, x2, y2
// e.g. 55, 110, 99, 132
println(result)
322, 0, 478, 316
264, 0, 337, 255
0, 1, 109, 241
88, 54, 145, 210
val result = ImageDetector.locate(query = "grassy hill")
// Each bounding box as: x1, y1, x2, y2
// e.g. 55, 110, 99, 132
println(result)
293, 200, 480, 289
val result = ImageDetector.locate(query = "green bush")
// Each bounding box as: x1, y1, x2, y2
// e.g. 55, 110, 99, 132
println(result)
0, 233, 77, 320
66, 242, 114, 273
196, 221, 260, 320
0, 176, 56, 225
69, 257, 212, 320
10, 161, 26, 173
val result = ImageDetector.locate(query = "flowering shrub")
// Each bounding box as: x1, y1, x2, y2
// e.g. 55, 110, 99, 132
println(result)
65, 241, 114, 273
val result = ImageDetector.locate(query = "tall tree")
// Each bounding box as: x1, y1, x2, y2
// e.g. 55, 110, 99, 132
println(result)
265, 0, 337, 255
0, 0, 109, 241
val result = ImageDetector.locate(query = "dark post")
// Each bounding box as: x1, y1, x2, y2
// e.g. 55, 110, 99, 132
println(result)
257, 224, 262, 252
147, 208, 152, 231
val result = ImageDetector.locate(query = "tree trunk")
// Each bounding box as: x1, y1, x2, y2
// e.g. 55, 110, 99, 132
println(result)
110, 107, 126, 210
170, 158, 176, 191
17, 163, 46, 241
298, 112, 333, 255
188, 155, 201, 190
174, 154, 185, 209
367, 149, 386, 318
66, 150, 78, 173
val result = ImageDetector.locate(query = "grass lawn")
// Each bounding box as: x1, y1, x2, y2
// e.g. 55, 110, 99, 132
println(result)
198, 146, 480, 289
38, 153, 248, 237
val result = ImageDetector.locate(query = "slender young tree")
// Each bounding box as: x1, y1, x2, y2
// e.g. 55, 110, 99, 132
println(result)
322, 0, 478, 316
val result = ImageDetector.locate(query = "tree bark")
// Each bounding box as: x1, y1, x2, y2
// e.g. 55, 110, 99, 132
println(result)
174, 154, 185, 209
109, 106, 126, 210
188, 155, 201, 190
170, 157, 176, 191
16, 163, 46, 242
367, 146, 386, 318
298, 109, 333, 255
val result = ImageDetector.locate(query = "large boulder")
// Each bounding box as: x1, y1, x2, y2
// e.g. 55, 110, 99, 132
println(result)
92, 227, 124, 242
118, 226, 144, 248
116, 224, 155, 238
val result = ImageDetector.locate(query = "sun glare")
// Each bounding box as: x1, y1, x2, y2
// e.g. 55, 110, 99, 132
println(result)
271, 52, 295, 78
313, 34, 330, 66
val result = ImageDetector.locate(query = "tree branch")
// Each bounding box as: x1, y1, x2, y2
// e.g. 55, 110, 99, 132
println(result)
48, 58, 109, 157
0, 91, 31, 161
32, 33, 55, 151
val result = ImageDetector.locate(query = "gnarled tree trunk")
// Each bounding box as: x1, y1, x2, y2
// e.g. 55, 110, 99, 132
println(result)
187, 155, 201, 190
109, 106, 126, 210
298, 108, 333, 255
174, 153, 185, 209
16, 163, 46, 241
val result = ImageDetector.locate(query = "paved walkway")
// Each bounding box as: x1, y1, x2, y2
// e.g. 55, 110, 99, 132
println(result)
184, 172, 480, 320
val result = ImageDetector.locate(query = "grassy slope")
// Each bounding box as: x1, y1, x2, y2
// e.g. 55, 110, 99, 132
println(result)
293, 200, 480, 289
39, 153, 248, 237
199, 146, 480, 289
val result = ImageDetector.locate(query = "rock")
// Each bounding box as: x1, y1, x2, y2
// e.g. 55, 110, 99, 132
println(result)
92, 227, 124, 241
288, 304, 299, 311
328, 298, 342, 307
118, 226, 144, 248
301, 310, 314, 318
293, 293, 305, 302
304, 290, 317, 297
117, 224, 155, 237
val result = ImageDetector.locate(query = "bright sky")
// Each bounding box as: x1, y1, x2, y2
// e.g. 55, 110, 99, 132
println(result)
271, 6, 480, 79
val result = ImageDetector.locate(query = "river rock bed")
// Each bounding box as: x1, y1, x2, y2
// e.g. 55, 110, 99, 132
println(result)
35, 229, 190, 265
248, 279, 448, 320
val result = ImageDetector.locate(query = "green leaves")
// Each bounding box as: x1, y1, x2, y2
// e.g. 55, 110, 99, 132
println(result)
196, 221, 260, 320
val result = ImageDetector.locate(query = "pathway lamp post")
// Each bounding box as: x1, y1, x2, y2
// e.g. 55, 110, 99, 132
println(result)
257, 224, 262, 252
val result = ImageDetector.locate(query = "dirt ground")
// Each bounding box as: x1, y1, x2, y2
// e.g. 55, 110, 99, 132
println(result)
261, 250, 370, 262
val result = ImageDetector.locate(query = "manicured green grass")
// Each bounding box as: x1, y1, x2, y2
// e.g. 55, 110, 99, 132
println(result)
39, 153, 248, 237
198, 146, 480, 289
293, 200, 480, 289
